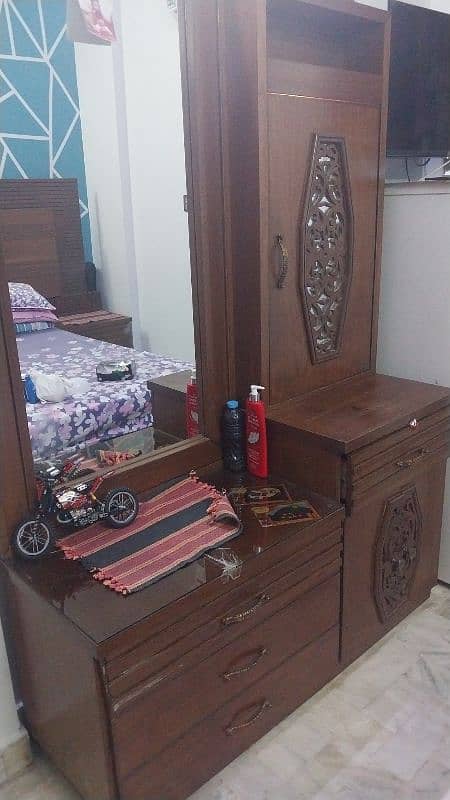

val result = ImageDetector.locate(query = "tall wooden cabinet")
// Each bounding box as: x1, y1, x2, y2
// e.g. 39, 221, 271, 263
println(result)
219, 0, 450, 667
219, 0, 390, 404
268, 97, 380, 402
266, 0, 386, 403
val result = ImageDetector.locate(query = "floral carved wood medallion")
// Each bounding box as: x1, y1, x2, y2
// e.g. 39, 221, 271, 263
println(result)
374, 486, 422, 623
300, 135, 354, 364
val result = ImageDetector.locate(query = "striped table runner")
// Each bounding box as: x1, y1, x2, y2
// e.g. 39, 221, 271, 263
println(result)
58, 475, 242, 595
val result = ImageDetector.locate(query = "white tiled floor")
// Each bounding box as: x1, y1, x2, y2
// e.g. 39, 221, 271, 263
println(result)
2, 584, 450, 800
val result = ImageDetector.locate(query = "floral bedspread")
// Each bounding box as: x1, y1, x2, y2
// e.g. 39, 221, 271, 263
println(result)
16, 328, 192, 462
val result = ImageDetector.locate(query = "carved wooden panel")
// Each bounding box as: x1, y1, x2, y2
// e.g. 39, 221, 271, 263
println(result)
374, 487, 422, 623
300, 135, 354, 364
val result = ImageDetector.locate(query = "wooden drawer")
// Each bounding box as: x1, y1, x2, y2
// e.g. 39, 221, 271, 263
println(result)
104, 520, 342, 691
119, 625, 340, 800
342, 457, 447, 666
350, 405, 450, 472
107, 539, 341, 698
111, 564, 341, 777
349, 407, 450, 502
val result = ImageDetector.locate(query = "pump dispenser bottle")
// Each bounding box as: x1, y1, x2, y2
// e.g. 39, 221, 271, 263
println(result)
245, 384, 268, 478
221, 400, 245, 472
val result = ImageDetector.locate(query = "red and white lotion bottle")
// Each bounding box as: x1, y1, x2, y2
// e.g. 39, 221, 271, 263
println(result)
245, 384, 268, 478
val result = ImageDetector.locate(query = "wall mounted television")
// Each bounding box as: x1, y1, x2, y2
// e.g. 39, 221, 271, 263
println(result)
387, 0, 450, 158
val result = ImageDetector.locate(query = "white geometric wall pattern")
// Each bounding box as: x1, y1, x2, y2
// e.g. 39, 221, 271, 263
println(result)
0, 0, 92, 258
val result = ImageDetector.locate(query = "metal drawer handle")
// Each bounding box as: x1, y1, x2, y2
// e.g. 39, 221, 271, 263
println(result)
222, 647, 268, 681
395, 447, 428, 469
225, 700, 272, 736
110, 661, 186, 715
221, 593, 271, 626
275, 234, 288, 288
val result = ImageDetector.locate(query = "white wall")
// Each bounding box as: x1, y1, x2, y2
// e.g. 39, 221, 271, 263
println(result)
356, 0, 388, 8
118, 1, 194, 362
378, 185, 450, 385
0, 624, 21, 752
377, 183, 450, 582
74, 42, 131, 320
75, 1, 195, 362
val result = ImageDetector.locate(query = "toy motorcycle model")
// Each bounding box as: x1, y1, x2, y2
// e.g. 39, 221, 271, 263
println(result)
12, 461, 139, 561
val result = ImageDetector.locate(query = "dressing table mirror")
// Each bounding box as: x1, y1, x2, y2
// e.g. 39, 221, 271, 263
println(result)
0, 0, 229, 557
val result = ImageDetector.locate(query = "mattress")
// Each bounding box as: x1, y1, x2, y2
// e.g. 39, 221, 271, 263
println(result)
16, 327, 192, 462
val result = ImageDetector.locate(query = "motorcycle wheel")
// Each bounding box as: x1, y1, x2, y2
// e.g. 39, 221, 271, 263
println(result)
56, 511, 73, 526
12, 517, 55, 560
104, 487, 139, 528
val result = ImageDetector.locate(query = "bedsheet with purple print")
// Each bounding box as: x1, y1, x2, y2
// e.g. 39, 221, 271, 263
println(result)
16, 328, 193, 461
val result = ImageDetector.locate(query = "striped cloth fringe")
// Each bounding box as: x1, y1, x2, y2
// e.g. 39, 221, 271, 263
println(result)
57, 474, 242, 595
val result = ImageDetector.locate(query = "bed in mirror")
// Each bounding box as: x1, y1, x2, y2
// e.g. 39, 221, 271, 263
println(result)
0, 1, 203, 483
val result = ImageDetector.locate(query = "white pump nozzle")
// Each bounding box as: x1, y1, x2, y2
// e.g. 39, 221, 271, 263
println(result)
249, 384, 265, 401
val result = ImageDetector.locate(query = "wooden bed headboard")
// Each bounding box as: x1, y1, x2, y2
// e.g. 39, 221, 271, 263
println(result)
0, 179, 99, 313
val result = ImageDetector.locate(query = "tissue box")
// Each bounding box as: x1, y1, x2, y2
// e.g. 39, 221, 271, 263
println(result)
96, 360, 136, 382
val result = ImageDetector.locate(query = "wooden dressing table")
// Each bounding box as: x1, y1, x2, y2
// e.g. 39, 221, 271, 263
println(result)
1, 1, 450, 799
1, 470, 344, 800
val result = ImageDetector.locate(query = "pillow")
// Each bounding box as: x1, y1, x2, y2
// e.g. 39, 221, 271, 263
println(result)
8, 282, 55, 312
15, 321, 55, 334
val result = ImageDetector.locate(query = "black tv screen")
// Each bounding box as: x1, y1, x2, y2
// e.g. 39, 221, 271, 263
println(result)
387, 0, 450, 158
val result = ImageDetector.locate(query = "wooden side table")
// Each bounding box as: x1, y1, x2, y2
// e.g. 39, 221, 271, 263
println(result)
57, 310, 133, 348
147, 370, 192, 440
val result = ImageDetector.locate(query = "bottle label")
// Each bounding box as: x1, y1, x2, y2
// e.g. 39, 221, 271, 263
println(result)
186, 385, 199, 437
247, 409, 261, 466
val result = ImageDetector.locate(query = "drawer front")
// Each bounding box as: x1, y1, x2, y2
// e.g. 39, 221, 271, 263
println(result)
111, 565, 341, 777
119, 625, 340, 800
350, 406, 450, 472
342, 457, 447, 666
349, 410, 450, 502
105, 522, 342, 691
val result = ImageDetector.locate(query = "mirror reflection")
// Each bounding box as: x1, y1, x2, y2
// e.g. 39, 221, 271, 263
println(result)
0, 1, 198, 478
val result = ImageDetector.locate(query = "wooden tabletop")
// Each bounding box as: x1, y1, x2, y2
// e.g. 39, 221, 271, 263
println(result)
267, 373, 450, 454
1, 466, 343, 645
147, 370, 193, 393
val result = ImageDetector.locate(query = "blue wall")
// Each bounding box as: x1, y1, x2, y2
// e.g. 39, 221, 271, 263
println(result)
0, 0, 92, 259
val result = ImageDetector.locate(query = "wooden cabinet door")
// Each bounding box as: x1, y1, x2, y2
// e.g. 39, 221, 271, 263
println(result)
341, 455, 446, 667
268, 94, 380, 404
